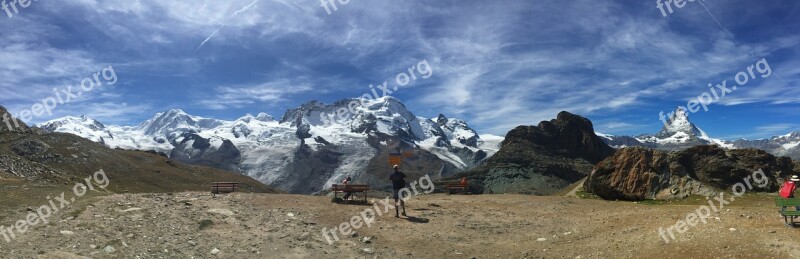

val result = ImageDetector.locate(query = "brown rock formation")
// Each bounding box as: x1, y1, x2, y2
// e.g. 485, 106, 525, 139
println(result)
585, 145, 795, 200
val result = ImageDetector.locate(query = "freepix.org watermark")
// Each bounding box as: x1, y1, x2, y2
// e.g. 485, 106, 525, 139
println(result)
1, 0, 38, 19
657, 169, 769, 244
319, 59, 433, 127
2, 65, 118, 132
320, 0, 350, 15
658, 58, 772, 127
0, 169, 110, 243
321, 174, 435, 245
656, 0, 705, 17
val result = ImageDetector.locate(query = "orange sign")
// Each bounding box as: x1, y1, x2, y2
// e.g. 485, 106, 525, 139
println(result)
389, 156, 401, 166
389, 152, 402, 166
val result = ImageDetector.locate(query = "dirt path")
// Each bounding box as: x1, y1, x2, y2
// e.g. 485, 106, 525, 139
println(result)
1, 192, 798, 258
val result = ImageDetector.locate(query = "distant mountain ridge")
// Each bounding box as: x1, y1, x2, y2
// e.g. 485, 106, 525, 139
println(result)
597, 107, 800, 161
599, 107, 730, 150
37, 97, 503, 194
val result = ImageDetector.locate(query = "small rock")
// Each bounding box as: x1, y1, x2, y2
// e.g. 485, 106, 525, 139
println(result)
184, 202, 192, 206
362, 248, 374, 254
287, 213, 295, 217
350, 232, 358, 238
297, 233, 310, 241
60, 230, 74, 235
208, 209, 234, 216
537, 238, 547, 242
211, 248, 220, 255
769, 230, 777, 233
361, 237, 372, 244
103, 246, 115, 253
729, 228, 737, 232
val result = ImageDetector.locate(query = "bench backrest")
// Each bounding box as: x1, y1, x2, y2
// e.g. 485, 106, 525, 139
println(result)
332, 184, 369, 192
776, 198, 800, 206
212, 182, 240, 187
211, 182, 240, 193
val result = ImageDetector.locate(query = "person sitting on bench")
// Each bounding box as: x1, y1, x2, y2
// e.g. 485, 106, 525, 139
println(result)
460, 177, 468, 186
342, 176, 354, 200
779, 175, 800, 211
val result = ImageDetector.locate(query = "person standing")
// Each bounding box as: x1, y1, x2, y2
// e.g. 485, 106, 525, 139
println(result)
389, 165, 407, 218
342, 176, 353, 200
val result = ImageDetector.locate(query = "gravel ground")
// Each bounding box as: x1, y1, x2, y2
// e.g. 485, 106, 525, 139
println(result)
1, 192, 798, 258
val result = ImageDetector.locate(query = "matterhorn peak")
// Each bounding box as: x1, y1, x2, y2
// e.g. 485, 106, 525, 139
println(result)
647, 106, 712, 145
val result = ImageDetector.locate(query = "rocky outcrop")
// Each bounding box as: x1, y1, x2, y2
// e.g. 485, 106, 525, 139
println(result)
585, 145, 795, 200
0, 105, 29, 133
461, 111, 615, 195
169, 133, 242, 172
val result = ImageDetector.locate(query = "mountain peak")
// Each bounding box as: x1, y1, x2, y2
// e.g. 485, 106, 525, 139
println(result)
656, 107, 706, 139
139, 108, 222, 136
436, 114, 448, 126
165, 108, 188, 116
255, 112, 274, 122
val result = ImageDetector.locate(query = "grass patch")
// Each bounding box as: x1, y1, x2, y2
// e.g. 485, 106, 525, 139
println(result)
575, 190, 601, 199
198, 219, 214, 230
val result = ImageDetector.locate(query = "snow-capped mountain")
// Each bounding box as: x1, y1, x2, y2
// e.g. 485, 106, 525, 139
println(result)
595, 107, 800, 162
37, 96, 502, 194
729, 131, 800, 161
599, 107, 730, 150
38, 116, 113, 144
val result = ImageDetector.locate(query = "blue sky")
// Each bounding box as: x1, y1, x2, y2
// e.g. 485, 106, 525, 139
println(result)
1, 0, 799, 139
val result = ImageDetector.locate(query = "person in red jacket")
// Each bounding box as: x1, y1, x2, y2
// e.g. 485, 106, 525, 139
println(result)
779, 175, 799, 211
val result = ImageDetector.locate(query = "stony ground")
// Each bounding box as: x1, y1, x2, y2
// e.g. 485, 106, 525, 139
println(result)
0, 192, 798, 258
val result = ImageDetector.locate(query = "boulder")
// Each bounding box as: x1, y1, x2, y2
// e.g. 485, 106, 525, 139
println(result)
585, 145, 792, 200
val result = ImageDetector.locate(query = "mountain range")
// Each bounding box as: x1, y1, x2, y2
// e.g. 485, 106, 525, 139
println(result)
597, 107, 800, 160
35, 101, 800, 197
0, 105, 275, 194
37, 97, 502, 194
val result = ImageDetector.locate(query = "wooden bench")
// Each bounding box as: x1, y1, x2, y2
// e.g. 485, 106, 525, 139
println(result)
776, 198, 800, 227
445, 183, 469, 194
332, 184, 369, 203
211, 182, 240, 196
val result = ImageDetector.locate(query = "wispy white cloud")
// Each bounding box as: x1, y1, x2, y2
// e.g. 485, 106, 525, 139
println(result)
199, 79, 314, 110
